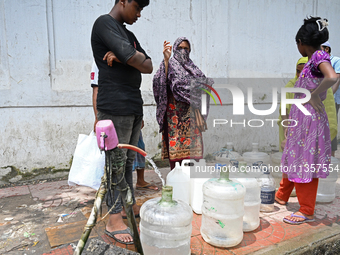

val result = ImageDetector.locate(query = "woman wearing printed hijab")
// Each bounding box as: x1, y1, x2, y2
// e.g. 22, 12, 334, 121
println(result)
153, 37, 213, 169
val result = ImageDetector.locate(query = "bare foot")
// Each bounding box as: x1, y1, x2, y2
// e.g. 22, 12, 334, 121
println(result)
105, 213, 133, 243
275, 196, 287, 205
136, 181, 159, 190
121, 204, 140, 218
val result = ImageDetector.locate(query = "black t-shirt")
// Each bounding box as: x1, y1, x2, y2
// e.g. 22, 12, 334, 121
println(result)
91, 14, 150, 116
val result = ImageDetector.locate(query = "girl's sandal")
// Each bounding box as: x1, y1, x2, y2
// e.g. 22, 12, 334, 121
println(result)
283, 213, 315, 225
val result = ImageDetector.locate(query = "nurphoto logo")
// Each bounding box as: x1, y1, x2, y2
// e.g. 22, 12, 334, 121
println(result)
201, 86, 312, 117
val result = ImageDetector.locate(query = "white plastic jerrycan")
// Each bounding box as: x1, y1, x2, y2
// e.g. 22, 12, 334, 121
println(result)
201, 169, 246, 247
166, 162, 190, 205
182, 159, 209, 214
181, 159, 194, 206
316, 157, 339, 203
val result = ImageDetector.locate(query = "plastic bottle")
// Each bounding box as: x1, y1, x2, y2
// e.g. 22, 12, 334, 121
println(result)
200, 167, 246, 247
166, 162, 190, 204
316, 157, 339, 203
232, 161, 261, 232
140, 186, 193, 255
242, 143, 270, 168
259, 165, 276, 212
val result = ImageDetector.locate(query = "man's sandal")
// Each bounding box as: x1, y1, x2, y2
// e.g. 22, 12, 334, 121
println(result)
104, 227, 134, 244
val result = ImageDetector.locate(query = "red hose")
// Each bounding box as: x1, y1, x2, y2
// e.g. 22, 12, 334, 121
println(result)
117, 144, 147, 157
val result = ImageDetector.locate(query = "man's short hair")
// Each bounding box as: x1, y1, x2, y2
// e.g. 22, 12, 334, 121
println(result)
115, 0, 149, 8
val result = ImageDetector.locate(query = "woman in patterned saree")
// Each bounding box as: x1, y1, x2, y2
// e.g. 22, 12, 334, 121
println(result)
153, 37, 213, 169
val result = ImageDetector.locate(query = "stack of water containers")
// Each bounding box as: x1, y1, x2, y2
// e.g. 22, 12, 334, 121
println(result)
316, 156, 339, 203
150, 142, 283, 251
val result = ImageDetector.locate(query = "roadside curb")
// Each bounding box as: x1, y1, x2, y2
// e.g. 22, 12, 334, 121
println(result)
253, 223, 340, 254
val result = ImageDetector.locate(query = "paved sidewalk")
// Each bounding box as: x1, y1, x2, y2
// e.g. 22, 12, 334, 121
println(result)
0, 166, 340, 254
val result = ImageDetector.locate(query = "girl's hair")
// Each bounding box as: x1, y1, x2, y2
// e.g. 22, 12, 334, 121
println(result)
295, 16, 329, 47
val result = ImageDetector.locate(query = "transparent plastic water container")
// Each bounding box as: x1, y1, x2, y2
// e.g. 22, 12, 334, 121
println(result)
316, 157, 339, 203
215, 142, 242, 164
140, 186, 193, 255
231, 161, 261, 232
200, 169, 245, 247
166, 162, 190, 204
243, 143, 270, 167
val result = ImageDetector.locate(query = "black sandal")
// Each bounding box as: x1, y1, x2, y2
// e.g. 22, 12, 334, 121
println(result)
104, 227, 134, 244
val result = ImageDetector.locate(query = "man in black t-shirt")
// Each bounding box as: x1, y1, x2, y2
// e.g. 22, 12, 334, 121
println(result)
91, 0, 152, 245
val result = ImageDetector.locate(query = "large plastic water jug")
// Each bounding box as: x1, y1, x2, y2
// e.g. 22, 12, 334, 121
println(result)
316, 157, 339, 203
140, 186, 193, 255
231, 161, 261, 232
215, 142, 242, 164
243, 143, 270, 166
182, 159, 209, 214
166, 162, 190, 204
200, 169, 246, 247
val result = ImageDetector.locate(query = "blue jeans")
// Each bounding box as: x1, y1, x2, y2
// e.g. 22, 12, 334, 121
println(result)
97, 111, 143, 214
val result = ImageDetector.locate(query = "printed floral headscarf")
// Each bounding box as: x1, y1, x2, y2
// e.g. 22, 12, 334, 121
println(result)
153, 37, 214, 132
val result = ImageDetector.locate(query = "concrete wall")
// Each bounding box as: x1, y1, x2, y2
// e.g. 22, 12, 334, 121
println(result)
1, 0, 340, 172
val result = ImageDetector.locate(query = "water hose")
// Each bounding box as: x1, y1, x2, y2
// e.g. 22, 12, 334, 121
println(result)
117, 144, 147, 157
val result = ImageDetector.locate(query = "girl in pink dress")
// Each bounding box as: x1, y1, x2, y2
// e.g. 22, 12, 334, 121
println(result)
276, 16, 338, 224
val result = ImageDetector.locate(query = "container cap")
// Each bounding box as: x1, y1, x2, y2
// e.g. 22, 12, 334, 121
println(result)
261, 164, 270, 174
173, 162, 181, 170
230, 160, 239, 167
